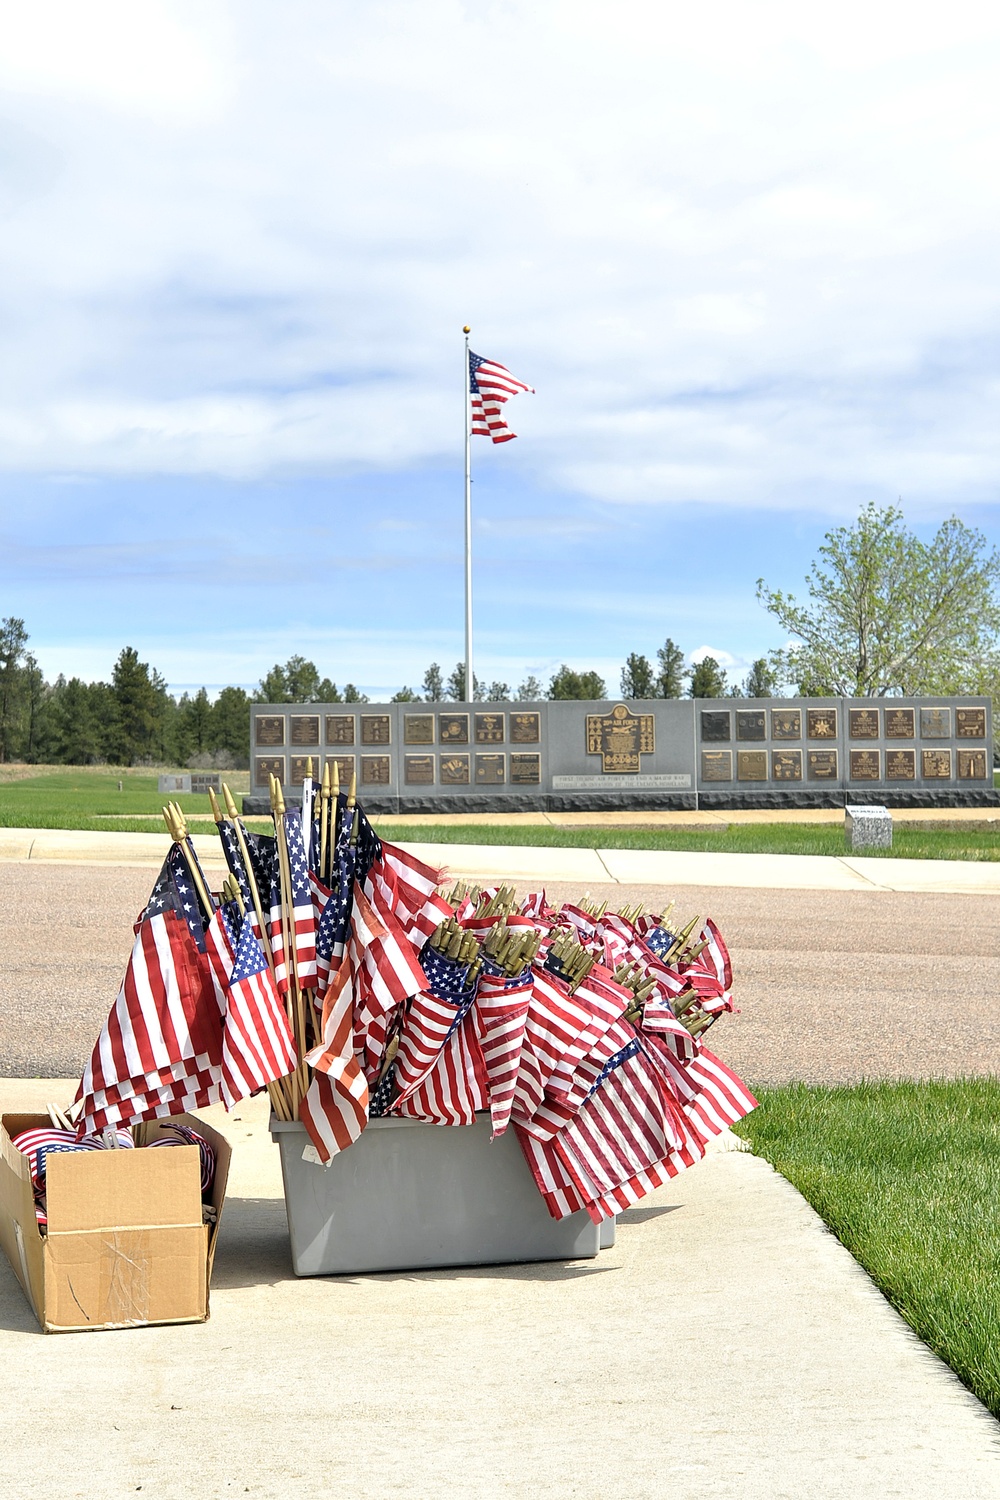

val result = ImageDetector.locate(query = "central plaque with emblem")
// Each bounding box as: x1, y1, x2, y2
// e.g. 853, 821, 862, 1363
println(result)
326, 754, 354, 785
772, 750, 802, 781
849, 708, 879, 740
475, 712, 505, 744
921, 749, 952, 779
701, 751, 732, 782
886, 749, 915, 780
737, 751, 767, 781
956, 707, 986, 739
850, 749, 880, 780
361, 715, 391, 745
475, 753, 505, 784
807, 708, 837, 740
920, 707, 951, 739
440, 754, 470, 785
361, 754, 391, 784
771, 709, 801, 740
439, 713, 470, 745
290, 755, 319, 785
736, 710, 766, 741
255, 715, 285, 747
255, 755, 284, 787
510, 712, 540, 744
807, 749, 838, 780
325, 715, 355, 745
404, 755, 434, 785
404, 714, 434, 745
510, 753, 541, 784
885, 707, 915, 739
700, 711, 730, 742
586, 703, 655, 773
290, 715, 320, 746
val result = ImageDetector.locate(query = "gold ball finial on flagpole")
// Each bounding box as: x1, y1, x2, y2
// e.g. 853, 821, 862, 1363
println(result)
463, 325, 470, 334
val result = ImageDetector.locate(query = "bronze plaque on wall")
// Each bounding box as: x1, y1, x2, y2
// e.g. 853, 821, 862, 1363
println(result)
439, 713, 470, 745
255, 715, 285, 747
440, 754, 470, 785
404, 755, 435, 785
361, 715, 391, 745
849, 708, 879, 740
771, 709, 801, 740
958, 749, 987, 779
700, 711, 730, 742
701, 751, 733, 781
475, 712, 505, 744
807, 708, 837, 740
737, 751, 768, 781
807, 749, 838, 780
255, 755, 284, 787
736, 710, 766, 741
510, 712, 540, 744
475, 753, 505, 784
956, 707, 986, 739
920, 707, 951, 739
290, 755, 320, 785
361, 754, 391, 784
772, 750, 802, 781
325, 715, 355, 745
586, 703, 655, 774
885, 707, 915, 739
290, 715, 320, 746
325, 754, 355, 786
886, 749, 916, 780
510, 753, 541, 784
921, 749, 952, 779
850, 749, 880, 780
404, 714, 434, 745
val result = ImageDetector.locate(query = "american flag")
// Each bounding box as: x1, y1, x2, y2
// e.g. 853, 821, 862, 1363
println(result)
472, 964, 533, 1138
219, 908, 297, 1107
268, 812, 318, 992
469, 350, 533, 444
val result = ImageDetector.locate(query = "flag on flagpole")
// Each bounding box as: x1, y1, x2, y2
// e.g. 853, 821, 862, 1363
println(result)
469, 351, 534, 443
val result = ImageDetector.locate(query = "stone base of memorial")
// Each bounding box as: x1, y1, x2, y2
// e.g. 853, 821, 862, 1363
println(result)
270, 1113, 602, 1276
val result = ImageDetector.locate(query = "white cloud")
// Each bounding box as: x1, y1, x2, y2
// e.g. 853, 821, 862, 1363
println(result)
0, 1, 997, 515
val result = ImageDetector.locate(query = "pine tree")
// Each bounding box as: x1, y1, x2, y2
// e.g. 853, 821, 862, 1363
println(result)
656, 638, 686, 698
620, 653, 656, 698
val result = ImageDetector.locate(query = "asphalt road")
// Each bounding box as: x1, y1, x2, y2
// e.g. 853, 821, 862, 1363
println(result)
1, 863, 997, 1086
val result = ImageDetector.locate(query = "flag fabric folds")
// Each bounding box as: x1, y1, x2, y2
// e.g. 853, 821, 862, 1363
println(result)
469, 351, 534, 444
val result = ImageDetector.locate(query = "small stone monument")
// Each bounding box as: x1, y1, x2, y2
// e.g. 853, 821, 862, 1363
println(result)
158, 774, 192, 794
845, 804, 892, 851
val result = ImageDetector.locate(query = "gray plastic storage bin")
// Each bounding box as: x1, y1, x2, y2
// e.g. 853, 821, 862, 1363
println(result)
270, 1112, 602, 1276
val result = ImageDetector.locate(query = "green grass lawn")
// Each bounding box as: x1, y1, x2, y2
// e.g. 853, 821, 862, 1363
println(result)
734, 1080, 1000, 1417
0, 767, 998, 859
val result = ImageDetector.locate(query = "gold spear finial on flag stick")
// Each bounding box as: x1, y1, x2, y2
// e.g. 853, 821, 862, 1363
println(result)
208, 787, 223, 824
162, 802, 215, 921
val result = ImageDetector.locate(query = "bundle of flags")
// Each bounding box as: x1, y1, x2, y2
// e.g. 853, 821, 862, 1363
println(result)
74, 770, 756, 1228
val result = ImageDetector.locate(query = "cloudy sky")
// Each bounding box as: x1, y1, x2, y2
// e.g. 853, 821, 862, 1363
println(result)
1, 0, 999, 698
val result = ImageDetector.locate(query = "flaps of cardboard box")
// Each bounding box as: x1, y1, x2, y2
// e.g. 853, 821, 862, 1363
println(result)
0, 1111, 232, 1334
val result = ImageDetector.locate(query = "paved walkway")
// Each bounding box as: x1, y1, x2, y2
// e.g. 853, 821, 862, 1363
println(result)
1, 1079, 998, 1498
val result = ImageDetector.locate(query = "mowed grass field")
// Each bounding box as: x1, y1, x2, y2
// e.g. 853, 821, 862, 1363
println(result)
1, 765, 1000, 859
735, 1081, 1000, 1417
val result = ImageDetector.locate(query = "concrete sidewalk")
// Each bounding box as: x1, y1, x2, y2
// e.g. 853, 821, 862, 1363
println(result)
4, 825, 1000, 894
1, 1079, 998, 1498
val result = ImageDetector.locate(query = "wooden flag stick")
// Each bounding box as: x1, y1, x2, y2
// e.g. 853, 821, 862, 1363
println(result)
318, 761, 330, 889
162, 803, 215, 921
271, 777, 310, 1109
221, 782, 274, 968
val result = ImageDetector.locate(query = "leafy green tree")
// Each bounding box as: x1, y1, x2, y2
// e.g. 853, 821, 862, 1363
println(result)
177, 688, 214, 760
757, 503, 1000, 696
446, 663, 484, 701
742, 657, 780, 698
211, 686, 251, 764
687, 656, 728, 698
548, 665, 607, 700
516, 674, 543, 701
0, 617, 29, 761
656, 638, 686, 698
486, 681, 510, 701
620, 653, 656, 698
109, 648, 164, 764
422, 663, 444, 701
20, 653, 46, 761
258, 656, 341, 703
391, 686, 420, 702
343, 683, 368, 702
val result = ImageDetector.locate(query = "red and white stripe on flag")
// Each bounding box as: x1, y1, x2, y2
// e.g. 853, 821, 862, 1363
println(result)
469, 351, 534, 445
301, 956, 368, 1163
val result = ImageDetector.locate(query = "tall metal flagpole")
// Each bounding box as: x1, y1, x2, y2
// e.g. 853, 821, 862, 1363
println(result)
463, 324, 473, 705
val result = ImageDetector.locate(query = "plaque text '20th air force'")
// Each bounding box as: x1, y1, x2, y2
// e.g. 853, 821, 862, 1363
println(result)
586, 703, 656, 773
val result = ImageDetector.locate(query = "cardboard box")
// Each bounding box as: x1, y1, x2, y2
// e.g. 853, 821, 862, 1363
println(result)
0, 1112, 231, 1333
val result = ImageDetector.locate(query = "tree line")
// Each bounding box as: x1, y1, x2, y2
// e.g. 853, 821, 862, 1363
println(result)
4, 503, 996, 765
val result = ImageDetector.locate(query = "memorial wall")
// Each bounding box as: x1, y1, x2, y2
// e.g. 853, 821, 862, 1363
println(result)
242, 696, 996, 814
